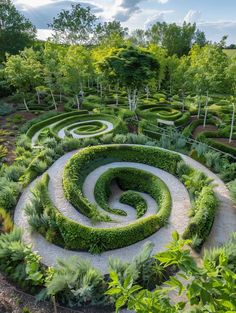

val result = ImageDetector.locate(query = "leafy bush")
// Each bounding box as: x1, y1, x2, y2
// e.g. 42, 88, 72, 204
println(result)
0, 228, 45, 291
228, 179, 236, 204
0, 177, 22, 210
45, 256, 106, 307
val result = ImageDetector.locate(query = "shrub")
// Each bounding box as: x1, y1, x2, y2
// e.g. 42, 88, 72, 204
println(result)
120, 190, 147, 218
183, 186, 218, 249
0, 177, 22, 210
46, 256, 106, 307
228, 179, 236, 205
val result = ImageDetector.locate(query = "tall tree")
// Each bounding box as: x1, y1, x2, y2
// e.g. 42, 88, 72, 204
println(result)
4, 48, 42, 111
48, 4, 97, 45
95, 21, 128, 46
147, 22, 197, 56
0, 0, 36, 62
101, 46, 159, 111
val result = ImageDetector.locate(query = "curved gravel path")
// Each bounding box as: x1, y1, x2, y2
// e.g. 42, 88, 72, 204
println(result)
14, 145, 236, 273
31, 119, 114, 145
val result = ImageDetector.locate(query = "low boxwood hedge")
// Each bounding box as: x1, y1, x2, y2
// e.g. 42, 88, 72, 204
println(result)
120, 190, 147, 218
26, 111, 88, 138
183, 185, 218, 249
32, 173, 171, 253
63, 144, 181, 218
94, 167, 169, 220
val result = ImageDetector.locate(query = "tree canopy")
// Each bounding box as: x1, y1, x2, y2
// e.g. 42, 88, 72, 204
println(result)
0, 0, 36, 61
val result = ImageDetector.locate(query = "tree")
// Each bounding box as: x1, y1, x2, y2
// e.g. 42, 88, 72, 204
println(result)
0, 0, 36, 62
194, 29, 207, 47
60, 46, 94, 108
95, 21, 128, 46
101, 46, 159, 111
147, 22, 197, 57
49, 4, 97, 45
4, 48, 42, 111
226, 58, 236, 143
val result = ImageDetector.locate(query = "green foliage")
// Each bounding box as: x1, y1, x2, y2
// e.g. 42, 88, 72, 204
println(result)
46, 256, 105, 307
120, 190, 147, 218
228, 179, 236, 204
0, 0, 36, 61
183, 186, 218, 248
0, 177, 22, 210
0, 228, 45, 291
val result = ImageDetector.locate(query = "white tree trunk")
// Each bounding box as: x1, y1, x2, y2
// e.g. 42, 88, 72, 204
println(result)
60, 91, 62, 103
145, 86, 150, 99
23, 97, 29, 111
50, 89, 57, 110
203, 90, 209, 128
197, 96, 201, 119
100, 84, 103, 99
229, 103, 235, 143
127, 88, 138, 111
37, 91, 40, 105
76, 94, 80, 110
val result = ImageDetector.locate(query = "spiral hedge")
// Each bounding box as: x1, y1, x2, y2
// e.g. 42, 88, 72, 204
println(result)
26, 111, 125, 144
136, 104, 190, 126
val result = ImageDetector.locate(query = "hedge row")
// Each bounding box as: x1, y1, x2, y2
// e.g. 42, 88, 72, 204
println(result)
63, 144, 181, 218
197, 131, 236, 156
94, 167, 170, 220
51, 113, 126, 138
68, 121, 108, 135
33, 173, 170, 253
183, 185, 218, 249
26, 111, 88, 138
120, 190, 147, 218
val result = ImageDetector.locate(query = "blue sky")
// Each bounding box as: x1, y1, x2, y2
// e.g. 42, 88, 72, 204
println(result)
13, 0, 236, 44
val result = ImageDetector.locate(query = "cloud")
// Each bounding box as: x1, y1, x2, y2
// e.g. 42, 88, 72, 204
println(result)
184, 10, 202, 24
144, 10, 174, 29
198, 21, 236, 43
14, 0, 104, 28
113, 0, 147, 22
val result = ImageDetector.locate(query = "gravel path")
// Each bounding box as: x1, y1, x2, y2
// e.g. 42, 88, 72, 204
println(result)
14, 145, 236, 273
31, 119, 114, 145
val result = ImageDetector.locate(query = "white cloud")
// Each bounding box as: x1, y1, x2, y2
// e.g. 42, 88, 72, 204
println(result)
112, 0, 147, 22
144, 10, 174, 29
184, 10, 202, 24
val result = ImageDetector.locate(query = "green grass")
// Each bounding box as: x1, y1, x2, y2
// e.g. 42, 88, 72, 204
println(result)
224, 49, 236, 57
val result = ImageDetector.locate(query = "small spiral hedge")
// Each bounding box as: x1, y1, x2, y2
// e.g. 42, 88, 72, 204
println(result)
137, 104, 190, 126
26, 112, 126, 143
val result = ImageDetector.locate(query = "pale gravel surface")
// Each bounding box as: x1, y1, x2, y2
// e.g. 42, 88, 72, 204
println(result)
14, 145, 236, 274
32, 119, 113, 145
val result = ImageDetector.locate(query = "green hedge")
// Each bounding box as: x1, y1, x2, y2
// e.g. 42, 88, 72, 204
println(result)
26, 111, 88, 138
33, 173, 171, 253
94, 167, 169, 220
63, 144, 181, 218
183, 186, 218, 249
51, 113, 126, 138
120, 190, 147, 218
197, 131, 236, 156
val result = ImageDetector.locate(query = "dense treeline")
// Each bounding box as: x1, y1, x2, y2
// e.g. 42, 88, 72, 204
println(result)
1, 0, 236, 106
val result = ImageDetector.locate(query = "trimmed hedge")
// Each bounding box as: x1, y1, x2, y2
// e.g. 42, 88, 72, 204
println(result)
94, 167, 169, 219
197, 131, 236, 156
120, 190, 147, 218
183, 186, 218, 249
51, 113, 126, 138
26, 111, 88, 138
32, 172, 171, 253
63, 144, 181, 218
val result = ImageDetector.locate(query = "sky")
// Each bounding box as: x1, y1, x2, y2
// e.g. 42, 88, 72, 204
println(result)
13, 0, 236, 44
